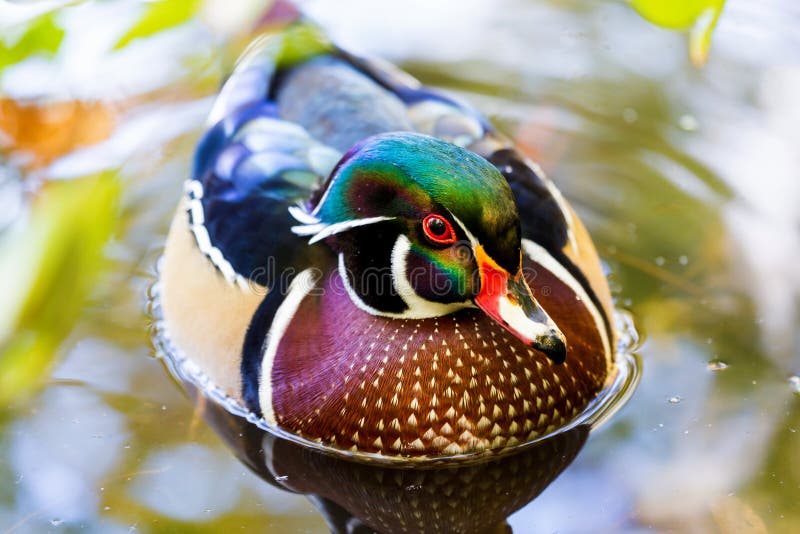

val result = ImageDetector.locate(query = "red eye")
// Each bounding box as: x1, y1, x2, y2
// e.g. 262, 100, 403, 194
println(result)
422, 214, 457, 245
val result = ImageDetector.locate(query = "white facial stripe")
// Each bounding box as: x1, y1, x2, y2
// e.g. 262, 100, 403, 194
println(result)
390, 235, 471, 318
287, 204, 321, 225
259, 268, 318, 425
448, 211, 479, 246
521, 239, 612, 364
290, 223, 326, 236
290, 210, 395, 243
497, 294, 555, 340
307, 216, 395, 244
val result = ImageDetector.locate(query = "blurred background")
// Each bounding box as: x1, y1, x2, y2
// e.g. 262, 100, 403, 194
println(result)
1, 0, 798, 532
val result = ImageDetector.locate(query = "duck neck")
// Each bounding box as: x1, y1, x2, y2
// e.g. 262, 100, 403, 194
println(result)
334, 225, 408, 315
332, 228, 472, 320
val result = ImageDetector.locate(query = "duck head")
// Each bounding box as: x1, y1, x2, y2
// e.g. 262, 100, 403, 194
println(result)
291, 132, 566, 363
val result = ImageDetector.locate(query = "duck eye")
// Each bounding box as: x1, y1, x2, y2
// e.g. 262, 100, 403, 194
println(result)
422, 214, 457, 245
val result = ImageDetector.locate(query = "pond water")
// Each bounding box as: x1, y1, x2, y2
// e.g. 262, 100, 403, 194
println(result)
1, 0, 799, 532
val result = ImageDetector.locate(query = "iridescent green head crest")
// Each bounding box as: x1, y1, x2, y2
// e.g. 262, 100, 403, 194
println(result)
288, 132, 565, 359
299, 132, 521, 272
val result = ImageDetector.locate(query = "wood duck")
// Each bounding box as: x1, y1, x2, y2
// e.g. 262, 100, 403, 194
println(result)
158, 18, 616, 459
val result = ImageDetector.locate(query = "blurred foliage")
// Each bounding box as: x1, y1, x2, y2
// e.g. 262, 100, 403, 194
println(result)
0, 6, 121, 403
115, 0, 202, 49
0, 0, 232, 408
630, 0, 726, 66
0, 174, 120, 407
0, 13, 64, 72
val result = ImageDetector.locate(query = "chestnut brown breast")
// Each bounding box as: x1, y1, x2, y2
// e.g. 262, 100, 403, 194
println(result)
264, 258, 609, 456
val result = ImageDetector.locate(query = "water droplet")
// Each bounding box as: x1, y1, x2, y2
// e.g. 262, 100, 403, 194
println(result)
679, 114, 699, 131
668, 396, 682, 404
790, 376, 800, 394
678, 255, 689, 265
622, 108, 638, 123
654, 256, 666, 266
104, 506, 111, 511
50, 519, 64, 526
707, 360, 729, 371
161, 405, 167, 411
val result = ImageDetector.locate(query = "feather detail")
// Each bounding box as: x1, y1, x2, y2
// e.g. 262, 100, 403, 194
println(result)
306, 216, 394, 244
288, 204, 321, 225
289, 205, 394, 244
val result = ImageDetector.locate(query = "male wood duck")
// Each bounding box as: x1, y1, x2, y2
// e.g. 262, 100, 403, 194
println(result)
159, 18, 616, 459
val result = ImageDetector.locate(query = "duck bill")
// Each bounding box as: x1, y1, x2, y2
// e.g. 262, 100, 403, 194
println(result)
473, 245, 567, 363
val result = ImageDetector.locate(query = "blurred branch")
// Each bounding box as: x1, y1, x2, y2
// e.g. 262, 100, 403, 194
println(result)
0, 13, 64, 72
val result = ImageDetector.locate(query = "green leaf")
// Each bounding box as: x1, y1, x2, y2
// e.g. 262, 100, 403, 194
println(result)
630, 0, 725, 66
114, 0, 201, 50
0, 173, 120, 406
0, 14, 65, 71
630, 0, 716, 30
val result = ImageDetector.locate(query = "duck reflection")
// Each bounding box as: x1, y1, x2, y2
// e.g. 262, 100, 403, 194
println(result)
183, 382, 588, 533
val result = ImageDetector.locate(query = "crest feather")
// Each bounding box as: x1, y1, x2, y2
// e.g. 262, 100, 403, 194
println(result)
289, 205, 393, 244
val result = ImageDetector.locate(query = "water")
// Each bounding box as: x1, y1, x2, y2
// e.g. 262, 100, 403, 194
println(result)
1, 0, 799, 532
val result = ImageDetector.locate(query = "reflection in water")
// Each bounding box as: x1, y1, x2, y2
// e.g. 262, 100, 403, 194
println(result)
185, 373, 589, 534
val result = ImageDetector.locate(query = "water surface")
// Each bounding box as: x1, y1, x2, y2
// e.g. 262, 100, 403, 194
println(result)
1, 0, 798, 532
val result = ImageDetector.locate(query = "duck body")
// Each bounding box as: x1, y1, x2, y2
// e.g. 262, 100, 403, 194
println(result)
159, 19, 616, 458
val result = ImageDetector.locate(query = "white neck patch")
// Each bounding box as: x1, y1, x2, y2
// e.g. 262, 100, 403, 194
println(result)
336, 236, 471, 320
389, 235, 472, 319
